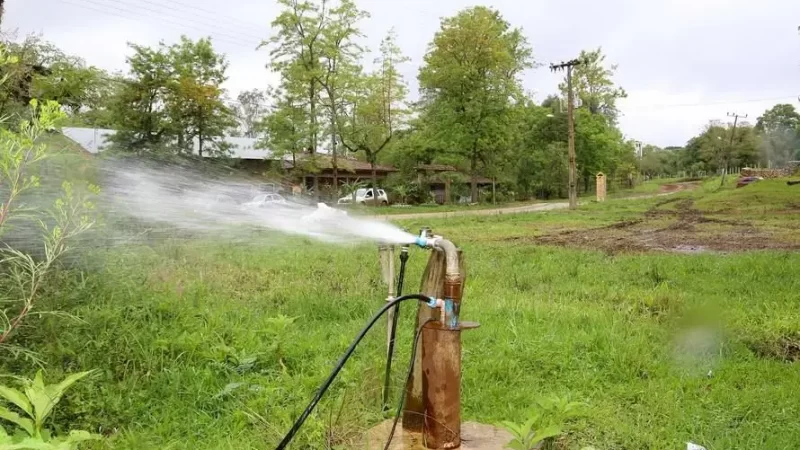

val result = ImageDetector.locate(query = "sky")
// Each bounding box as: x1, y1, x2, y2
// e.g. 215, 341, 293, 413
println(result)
5, 0, 800, 147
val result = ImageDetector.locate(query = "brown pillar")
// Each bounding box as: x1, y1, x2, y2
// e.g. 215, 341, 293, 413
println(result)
422, 323, 461, 449
444, 178, 451, 205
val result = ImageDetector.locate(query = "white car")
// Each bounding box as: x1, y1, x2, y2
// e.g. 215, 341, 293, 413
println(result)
242, 193, 288, 209
337, 188, 389, 205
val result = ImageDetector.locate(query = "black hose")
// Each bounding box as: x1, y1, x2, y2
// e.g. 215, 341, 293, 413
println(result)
275, 293, 433, 450
384, 318, 432, 450
382, 246, 410, 412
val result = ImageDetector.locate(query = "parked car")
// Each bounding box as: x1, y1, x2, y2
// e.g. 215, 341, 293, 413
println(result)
337, 188, 389, 205
241, 193, 288, 209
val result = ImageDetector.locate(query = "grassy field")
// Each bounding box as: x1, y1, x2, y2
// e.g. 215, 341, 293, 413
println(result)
3, 178, 800, 449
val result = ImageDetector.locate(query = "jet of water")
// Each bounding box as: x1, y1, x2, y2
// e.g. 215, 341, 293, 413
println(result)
99, 158, 418, 246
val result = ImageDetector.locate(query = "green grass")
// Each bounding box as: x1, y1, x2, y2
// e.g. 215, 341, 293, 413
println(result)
2, 179, 800, 449
346, 200, 528, 216
607, 177, 684, 198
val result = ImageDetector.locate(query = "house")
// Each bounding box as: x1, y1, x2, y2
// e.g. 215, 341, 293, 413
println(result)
282, 154, 396, 190
415, 164, 494, 204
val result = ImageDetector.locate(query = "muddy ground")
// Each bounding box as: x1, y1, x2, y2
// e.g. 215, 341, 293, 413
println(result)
528, 195, 800, 254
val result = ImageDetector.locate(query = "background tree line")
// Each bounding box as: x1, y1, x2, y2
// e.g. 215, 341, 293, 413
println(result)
637, 103, 800, 179
3, 2, 797, 204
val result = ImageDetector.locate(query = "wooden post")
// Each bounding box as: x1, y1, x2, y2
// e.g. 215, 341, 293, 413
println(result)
403, 248, 466, 432
596, 172, 606, 202
444, 178, 451, 205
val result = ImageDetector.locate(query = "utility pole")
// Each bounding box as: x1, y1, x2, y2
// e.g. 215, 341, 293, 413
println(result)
550, 59, 581, 209
722, 112, 747, 187
633, 141, 644, 160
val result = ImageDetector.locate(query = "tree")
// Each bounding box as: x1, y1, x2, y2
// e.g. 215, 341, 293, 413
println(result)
107, 43, 173, 153
233, 89, 267, 138
418, 6, 533, 203
560, 48, 626, 123
317, 0, 368, 191
760, 127, 799, 167
338, 30, 409, 205
167, 36, 234, 156
260, 86, 309, 170
694, 121, 759, 174
31, 58, 107, 116
573, 108, 628, 192
755, 104, 800, 167
0, 35, 110, 121
756, 104, 800, 133
267, 0, 330, 195
108, 36, 233, 155
639, 144, 666, 177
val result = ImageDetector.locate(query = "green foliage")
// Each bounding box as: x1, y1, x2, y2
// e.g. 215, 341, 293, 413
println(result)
265, 0, 338, 186
0, 370, 99, 449
391, 183, 410, 204
260, 87, 309, 167
337, 30, 409, 202
232, 89, 267, 138
689, 121, 759, 173
108, 36, 234, 155
560, 48, 627, 123
417, 6, 532, 202
338, 178, 365, 201
0, 99, 64, 235
0, 36, 110, 123
755, 103, 800, 133
755, 104, 800, 166
657, 102, 799, 177
0, 63, 97, 357
500, 396, 587, 450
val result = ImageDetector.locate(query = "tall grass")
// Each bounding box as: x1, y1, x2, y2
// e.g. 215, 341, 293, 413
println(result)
2, 187, 799, 449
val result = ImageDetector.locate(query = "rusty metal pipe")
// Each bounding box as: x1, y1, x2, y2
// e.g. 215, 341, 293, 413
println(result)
422, 322, 461, 449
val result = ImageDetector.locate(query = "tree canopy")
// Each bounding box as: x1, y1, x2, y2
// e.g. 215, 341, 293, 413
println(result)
417, 6, 533, 202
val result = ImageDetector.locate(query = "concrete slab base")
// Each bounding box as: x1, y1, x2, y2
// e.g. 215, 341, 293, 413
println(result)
362, 420, 512, 450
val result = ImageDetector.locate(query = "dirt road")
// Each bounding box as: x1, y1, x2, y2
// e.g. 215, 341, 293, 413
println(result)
373, 182, 698, 221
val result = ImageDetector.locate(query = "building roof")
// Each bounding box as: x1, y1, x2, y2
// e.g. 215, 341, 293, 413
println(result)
62, 127, 116, 154
284, 154, 396, 173
417, 163, 457, 172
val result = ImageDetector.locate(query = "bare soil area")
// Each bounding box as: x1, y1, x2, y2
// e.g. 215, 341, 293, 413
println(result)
526, 197, 800, 254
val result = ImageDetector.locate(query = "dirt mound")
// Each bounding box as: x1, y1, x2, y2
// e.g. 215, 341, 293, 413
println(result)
524, 199, 800, 254
658, 181, 700, 194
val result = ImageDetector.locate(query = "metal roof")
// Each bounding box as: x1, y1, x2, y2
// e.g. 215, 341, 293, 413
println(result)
61, 127, 274, 160
62, 127, 116, 154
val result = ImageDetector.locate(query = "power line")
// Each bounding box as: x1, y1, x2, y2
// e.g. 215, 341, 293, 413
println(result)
130, 0, 265, 40
161, 0, 265, 33
80, 0, 261, 44
63, 0, 260, 48
628, 95, 799, 110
